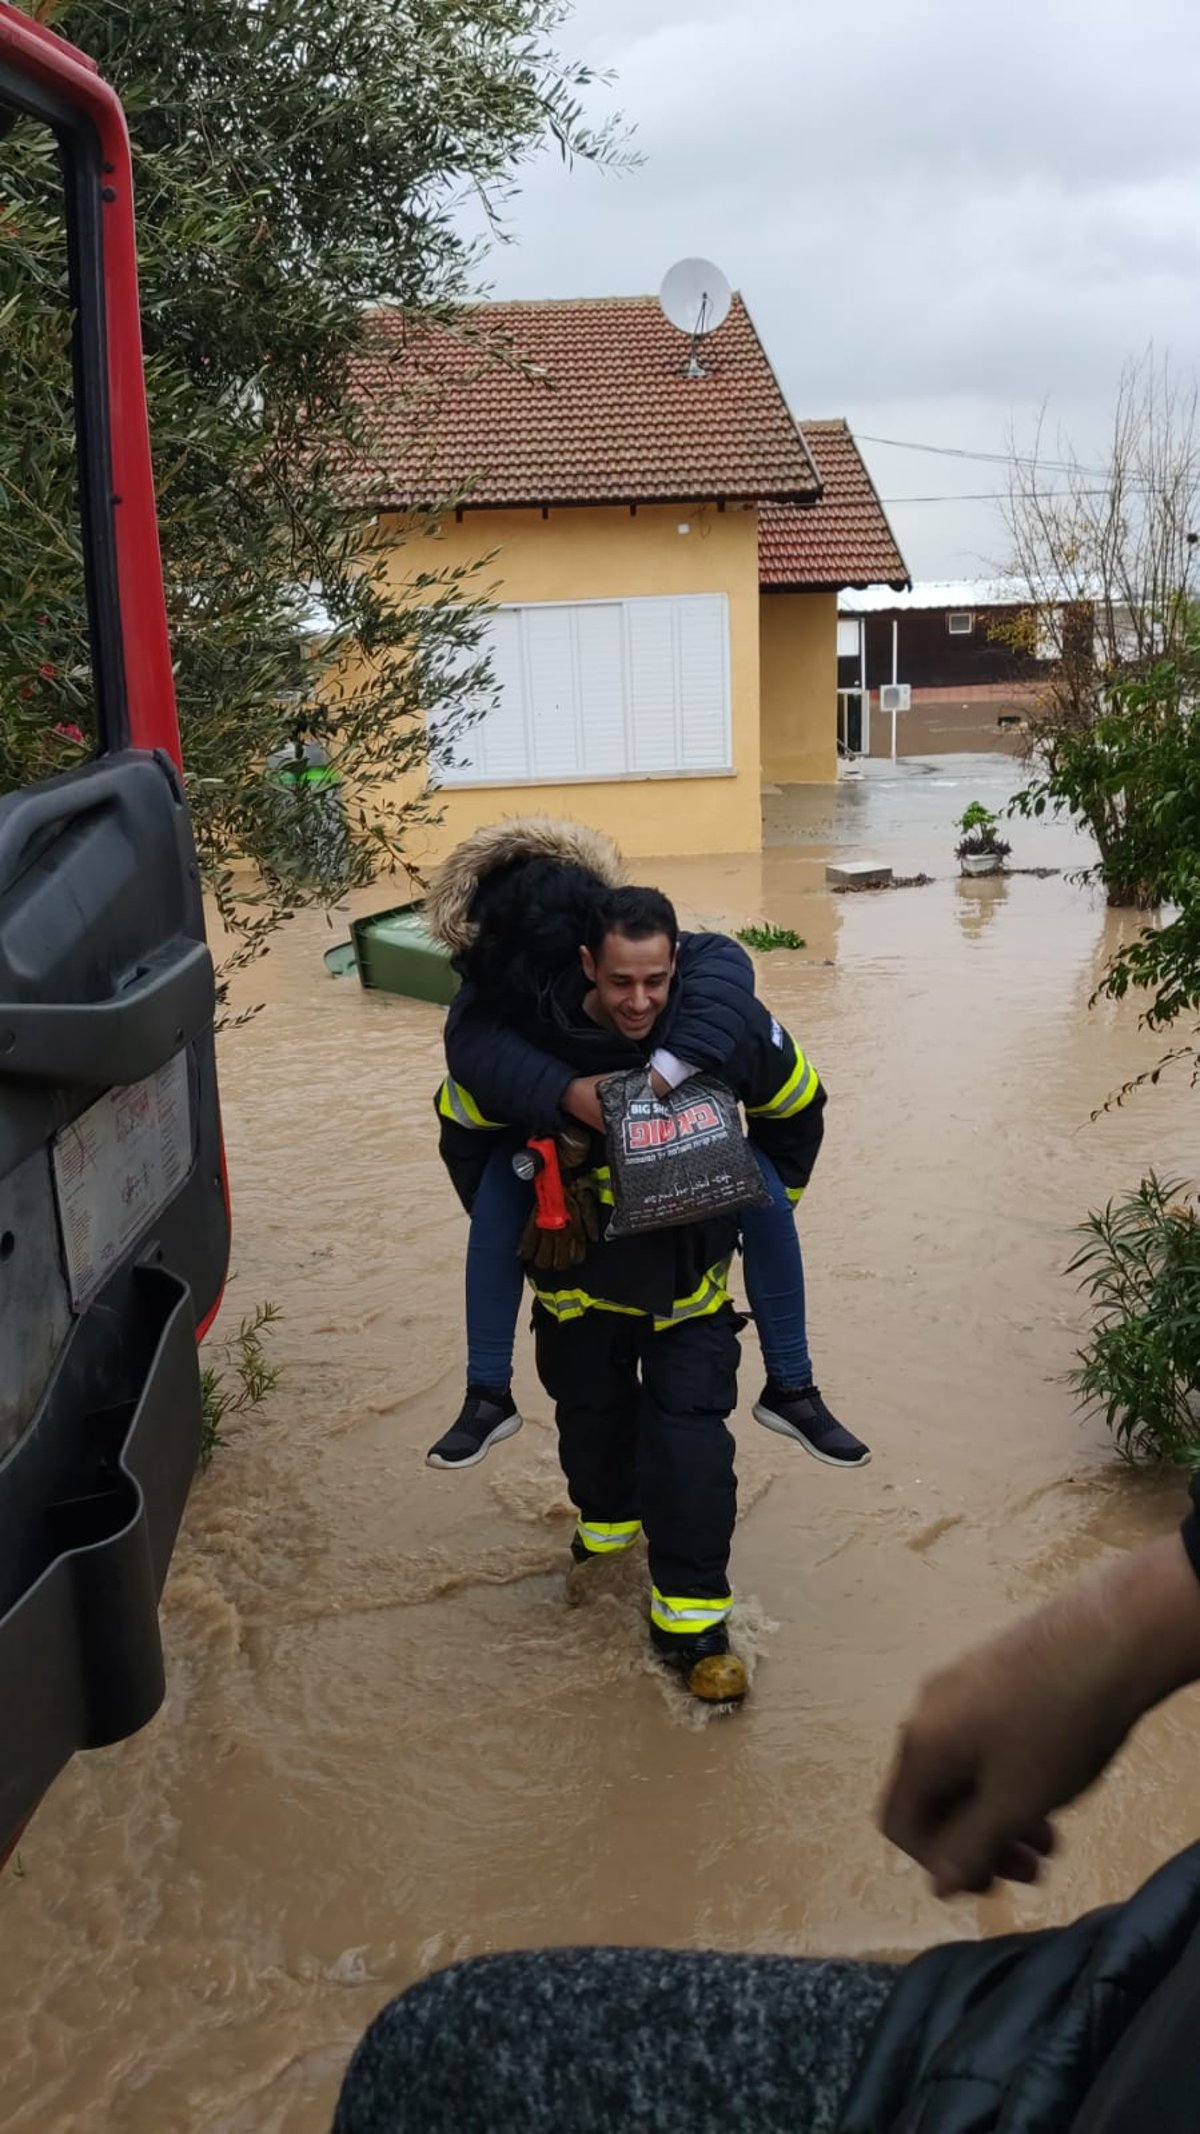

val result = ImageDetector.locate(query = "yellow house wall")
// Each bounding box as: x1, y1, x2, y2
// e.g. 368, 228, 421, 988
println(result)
759, 591, 839, 785
375, 503, 764, 865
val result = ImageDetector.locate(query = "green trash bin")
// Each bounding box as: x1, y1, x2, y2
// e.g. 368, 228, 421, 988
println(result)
266, 740, 348, 881
350, 903, 460, 1007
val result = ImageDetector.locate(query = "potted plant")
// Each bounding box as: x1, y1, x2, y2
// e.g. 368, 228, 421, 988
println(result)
954, 800, 1011, 877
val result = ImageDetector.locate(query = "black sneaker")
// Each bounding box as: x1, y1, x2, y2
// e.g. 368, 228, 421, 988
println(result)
650, 1622, 747, 1703
426, 1386, 522, 1470
752, 1381, 871, 1467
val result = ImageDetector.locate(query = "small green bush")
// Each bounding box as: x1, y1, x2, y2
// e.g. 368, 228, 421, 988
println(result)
954, 801, 1011, 863
736, 924, 806, 952
1068, 1175, 1200, 1467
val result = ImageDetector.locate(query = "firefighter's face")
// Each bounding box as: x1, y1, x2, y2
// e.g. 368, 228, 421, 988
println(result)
582, 928, 676, 1040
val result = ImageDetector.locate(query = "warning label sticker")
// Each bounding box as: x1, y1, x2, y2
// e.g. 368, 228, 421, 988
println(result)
52, 1053, 191, 1310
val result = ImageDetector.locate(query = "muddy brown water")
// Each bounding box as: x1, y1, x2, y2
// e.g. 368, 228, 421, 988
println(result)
2, 756, 1198, 2131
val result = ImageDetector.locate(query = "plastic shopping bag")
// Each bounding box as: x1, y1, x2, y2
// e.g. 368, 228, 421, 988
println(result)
598, 1069, 769, 1237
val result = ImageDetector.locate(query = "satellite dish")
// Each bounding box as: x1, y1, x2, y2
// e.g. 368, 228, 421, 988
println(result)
658, 258, 733, 377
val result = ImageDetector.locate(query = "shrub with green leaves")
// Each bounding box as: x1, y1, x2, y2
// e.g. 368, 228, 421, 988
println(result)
1001, 354, 1200, 913
954, 801, 1011, 862
200, 1302, 281, 1467
1068, 1175, 1200, 1468
1089, 641, 1200, 1048
735, 924, 806, 952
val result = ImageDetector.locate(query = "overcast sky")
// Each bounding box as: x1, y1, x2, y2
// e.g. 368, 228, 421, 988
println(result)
466, 0, 1200, 582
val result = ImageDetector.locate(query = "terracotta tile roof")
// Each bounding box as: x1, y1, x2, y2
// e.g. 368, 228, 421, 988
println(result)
342, 295, 822, 510
759, 422, 909, 591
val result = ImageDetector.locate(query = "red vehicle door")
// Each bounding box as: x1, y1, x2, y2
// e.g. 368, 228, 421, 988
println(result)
0, 6, 230, 1857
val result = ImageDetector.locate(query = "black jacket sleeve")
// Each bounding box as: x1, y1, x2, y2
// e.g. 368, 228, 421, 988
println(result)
670, 933, 756, 1070
736, 1002, 826, 1200
444, 984, 574, 1138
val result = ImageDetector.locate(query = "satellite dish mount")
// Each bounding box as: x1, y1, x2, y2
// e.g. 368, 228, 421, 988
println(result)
658, 258, 733, 380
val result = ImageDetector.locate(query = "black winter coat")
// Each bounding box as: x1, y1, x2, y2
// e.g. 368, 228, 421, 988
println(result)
444, 930, 755, 1138
838, 1840, 1200, 2132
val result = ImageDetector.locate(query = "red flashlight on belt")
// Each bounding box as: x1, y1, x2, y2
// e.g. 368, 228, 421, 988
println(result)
512, 1137, 570, 1231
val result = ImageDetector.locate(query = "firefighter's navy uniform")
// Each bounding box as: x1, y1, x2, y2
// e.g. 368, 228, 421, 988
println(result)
436, 962, 826, 1654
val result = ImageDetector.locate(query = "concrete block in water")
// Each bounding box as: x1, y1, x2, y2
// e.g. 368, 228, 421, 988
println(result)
825, 860, 894, 889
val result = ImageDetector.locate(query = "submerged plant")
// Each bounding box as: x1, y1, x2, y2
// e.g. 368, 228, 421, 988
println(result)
954, 801, 1012, 864
1068, 1175, 1200, 1468
736, 924, 806, 952
199, 1303, 281, 1467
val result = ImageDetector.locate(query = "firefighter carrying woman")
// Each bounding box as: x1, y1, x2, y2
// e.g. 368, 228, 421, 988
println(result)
423, 819, 869, 1705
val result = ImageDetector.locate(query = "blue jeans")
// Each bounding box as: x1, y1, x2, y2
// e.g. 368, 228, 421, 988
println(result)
465, 1146, 812, 1393
465, 1150, 532, 1390
742, 1150, 812, 1388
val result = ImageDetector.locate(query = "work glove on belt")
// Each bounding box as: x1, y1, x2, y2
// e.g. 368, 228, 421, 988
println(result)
518, 1125, 603, 1272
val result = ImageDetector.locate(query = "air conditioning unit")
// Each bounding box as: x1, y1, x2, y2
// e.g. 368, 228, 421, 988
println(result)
879, 683, 912, 714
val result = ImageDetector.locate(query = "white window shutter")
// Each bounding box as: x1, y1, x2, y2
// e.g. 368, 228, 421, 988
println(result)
474, 609, 528, 781
625, 599, 679, 773
427, 616, 488, 782
522, 606, 580, 783
435, 594, 730, 786
574, 604, 627, 776
676, 597, 730, 769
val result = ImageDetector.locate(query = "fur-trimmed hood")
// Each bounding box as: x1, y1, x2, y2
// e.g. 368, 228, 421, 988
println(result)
424, 815, 626, 954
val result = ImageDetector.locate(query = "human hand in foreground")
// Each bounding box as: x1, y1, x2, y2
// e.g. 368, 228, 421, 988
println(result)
880, 1532, 1200, 1898
563, 1076, 606, 1132
567, 1069, 673, 1126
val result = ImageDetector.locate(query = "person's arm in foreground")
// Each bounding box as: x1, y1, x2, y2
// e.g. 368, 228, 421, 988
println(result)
881, 1521, 1200, 1899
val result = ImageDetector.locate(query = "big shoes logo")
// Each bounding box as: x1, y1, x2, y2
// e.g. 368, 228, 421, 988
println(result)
623, 1099, 723, 1154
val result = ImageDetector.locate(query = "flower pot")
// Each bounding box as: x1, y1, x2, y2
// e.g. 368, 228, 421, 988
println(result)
960, 852, 1003, 877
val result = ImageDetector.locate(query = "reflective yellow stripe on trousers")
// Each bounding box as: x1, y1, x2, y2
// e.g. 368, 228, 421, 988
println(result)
650, 1589, 733, 1636
575, 1518, 641, 1556
652, 1260, 731, 1331
532, 1285, 644, 1324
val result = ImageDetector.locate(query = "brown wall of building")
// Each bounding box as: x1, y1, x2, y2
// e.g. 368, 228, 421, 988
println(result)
839, 606, 1043, 692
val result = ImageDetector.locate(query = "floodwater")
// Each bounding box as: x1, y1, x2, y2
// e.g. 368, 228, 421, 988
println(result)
2, 754, 1198, 2131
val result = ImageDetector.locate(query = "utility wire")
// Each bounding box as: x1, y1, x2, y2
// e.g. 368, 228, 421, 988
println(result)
881, 489, 1109, 504
858, 431, 1119, 481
